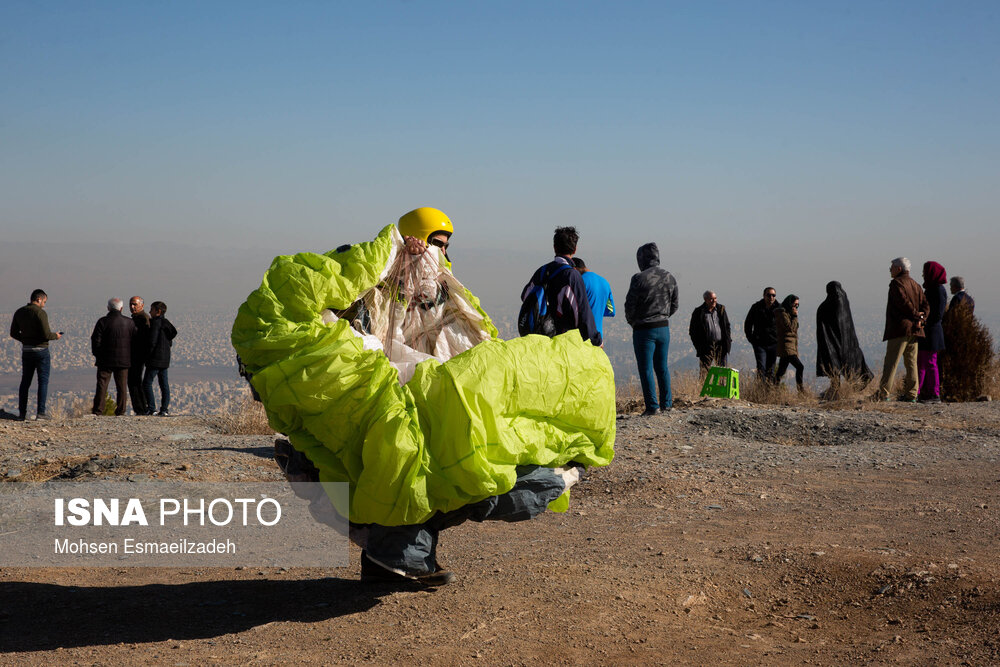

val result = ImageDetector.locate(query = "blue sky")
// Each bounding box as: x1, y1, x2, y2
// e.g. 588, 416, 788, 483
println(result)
2, 1, 997, 320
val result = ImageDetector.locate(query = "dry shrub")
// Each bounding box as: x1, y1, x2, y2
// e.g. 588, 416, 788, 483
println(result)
217, 389, 274, 435
741, 373, 819, 407
47, 396, 90, 420
816, 370, 874, 403
615, 378, 645, 413
670, 370, 705, 402
614, 371, 706, 412
940, 307, 995, 402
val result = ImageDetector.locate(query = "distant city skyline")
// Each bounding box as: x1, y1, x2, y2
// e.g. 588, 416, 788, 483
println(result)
2, 2, 996, 324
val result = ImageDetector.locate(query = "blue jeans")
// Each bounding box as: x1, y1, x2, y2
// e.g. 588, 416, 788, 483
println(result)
365, 465, 567, 576
632, 326, 671, 410
753, 344, 777, 381
142, 366, 170, 413
19, 347, 51, 417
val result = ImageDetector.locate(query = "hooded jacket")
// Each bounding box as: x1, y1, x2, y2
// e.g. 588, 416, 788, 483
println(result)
919, 261, 947, 352
624, 243, 678, 329
774, 303, 799, 357
883, 270, 928, 341
91, 310, 138, 368
816, 281, 873, 380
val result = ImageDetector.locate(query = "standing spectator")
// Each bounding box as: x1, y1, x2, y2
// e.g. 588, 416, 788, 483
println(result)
918, 261, 948, 404
143, 301, 178, 416
875, 257, 928, 402
520, 227, 601, 345
572, 257, 615, 340
774, 294, 805, 392
9, 289, 62, 420
688, 291, 732, 371
128, 296, 151, 415
948, 276, 975, 314
745, 287, 779, 381
816, 281, 873, 394
90, 298, 137, 416
624, 242, 679, 415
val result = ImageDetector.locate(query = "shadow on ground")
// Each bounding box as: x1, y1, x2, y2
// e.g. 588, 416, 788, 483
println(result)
0, 577, 398, 651
193, 445, 274, 459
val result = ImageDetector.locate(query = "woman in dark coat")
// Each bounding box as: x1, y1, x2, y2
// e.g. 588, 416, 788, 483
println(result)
918, 261, 947, 403
774, 294, 805, 392
816, 281, 873, 393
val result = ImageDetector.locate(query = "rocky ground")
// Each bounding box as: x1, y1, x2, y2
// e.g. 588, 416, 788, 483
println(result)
0, 399, 998, 665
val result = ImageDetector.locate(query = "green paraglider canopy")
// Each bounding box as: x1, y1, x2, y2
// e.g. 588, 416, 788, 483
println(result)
232, 224, 615, 526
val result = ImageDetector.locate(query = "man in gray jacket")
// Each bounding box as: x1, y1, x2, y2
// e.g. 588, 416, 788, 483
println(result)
624, 243, 679, 415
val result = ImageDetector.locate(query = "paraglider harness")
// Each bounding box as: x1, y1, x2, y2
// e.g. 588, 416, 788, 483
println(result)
518, 262, 573, 337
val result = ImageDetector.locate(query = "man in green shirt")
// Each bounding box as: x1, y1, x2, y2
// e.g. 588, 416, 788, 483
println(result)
9, 289, 62, 420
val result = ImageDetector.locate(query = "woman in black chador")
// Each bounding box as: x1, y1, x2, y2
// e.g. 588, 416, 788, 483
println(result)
816, 281, 873, 395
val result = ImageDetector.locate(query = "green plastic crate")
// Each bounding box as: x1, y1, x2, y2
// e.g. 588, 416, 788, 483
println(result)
700, 366, 739, 399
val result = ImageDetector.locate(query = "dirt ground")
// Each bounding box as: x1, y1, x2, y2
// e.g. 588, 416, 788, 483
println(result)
1, 399, 998, 666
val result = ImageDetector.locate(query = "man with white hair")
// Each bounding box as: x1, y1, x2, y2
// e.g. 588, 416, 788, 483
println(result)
90, 298, 138, 416
948, 276, 975, 314
875, 257, 928, 402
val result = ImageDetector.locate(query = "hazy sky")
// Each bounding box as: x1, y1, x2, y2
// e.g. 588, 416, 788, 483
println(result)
2, 1, 997, 322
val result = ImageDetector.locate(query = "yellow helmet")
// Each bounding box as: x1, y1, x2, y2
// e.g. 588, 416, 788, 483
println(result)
398, 207, 454, 241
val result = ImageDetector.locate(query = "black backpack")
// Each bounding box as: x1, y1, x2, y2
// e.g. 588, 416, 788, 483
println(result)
518, 263, 572, 337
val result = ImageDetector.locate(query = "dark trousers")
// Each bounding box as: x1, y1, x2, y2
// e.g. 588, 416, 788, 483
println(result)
753, 344, 777, 381
127, 364, 147, 415
776, 355, 805, 388
93, 367, 129, 416
365, 465, 567, 576
143, 366, 170, 414
697, 342, 728, 372
632, 326, 671, 410
18, 347, 51, 418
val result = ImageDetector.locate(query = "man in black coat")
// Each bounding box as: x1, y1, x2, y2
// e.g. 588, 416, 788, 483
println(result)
91, 298, 137, 416
128, 296, 151, 415
689, 291, 732, 372
744, 287, 779, 381
143, 301, 178, 416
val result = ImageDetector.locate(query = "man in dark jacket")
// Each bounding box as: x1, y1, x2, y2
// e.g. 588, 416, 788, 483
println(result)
689, 291, 732, 372
948, 276, 975, 314
624, 242, 679, 415
875, 257, 929, 402
91, 298, 138, 416
143, 301, 178, 416
520, 226, 601, 346
744, 287, 779, 381
127, 296, 151, 415
9, 289, 63, 420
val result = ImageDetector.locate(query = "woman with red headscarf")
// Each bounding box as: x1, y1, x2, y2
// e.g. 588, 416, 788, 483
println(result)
918, 261, 948, 403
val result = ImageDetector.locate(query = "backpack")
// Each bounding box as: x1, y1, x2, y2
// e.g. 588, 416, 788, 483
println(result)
518, 263, 572, 336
